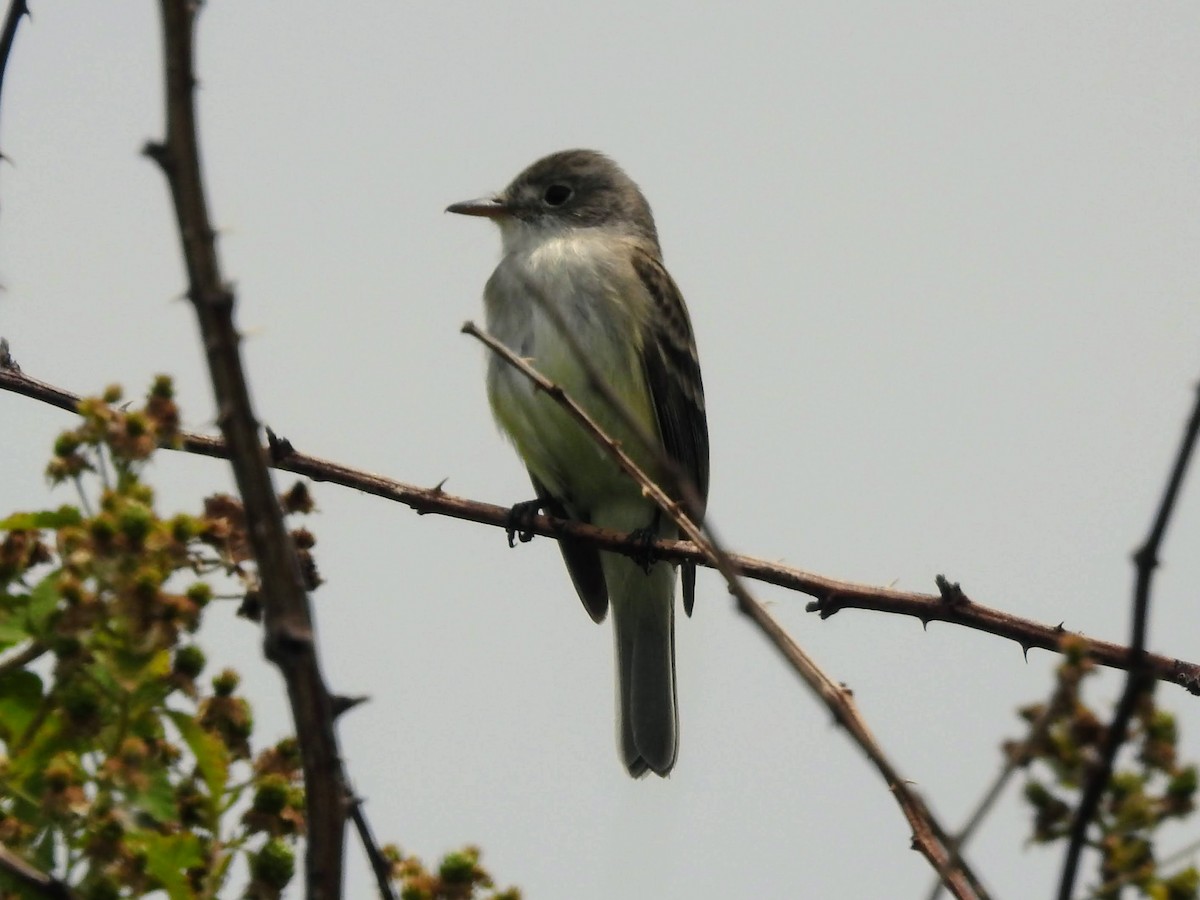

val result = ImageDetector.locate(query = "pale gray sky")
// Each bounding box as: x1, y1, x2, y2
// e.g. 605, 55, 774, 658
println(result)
2, 4, 1199, 898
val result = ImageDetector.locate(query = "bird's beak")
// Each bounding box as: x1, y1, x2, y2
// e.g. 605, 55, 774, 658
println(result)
446, 196, 509, 219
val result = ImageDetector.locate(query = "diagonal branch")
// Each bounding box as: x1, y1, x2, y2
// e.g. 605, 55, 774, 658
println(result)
3, 357, 1199, 696
348, 794, 399, 900
1057, 379, 1200, 900
926, 679, 1062, 900
144, 3, 345, 896
463, 320, 991, 900
0, 839, 77, 899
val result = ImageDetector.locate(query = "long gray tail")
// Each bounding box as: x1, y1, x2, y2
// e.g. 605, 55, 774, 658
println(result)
605, 554, 678, 777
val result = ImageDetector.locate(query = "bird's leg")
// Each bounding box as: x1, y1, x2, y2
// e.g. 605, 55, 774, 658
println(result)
626, 508, 663, 573
505, 498, 544, 548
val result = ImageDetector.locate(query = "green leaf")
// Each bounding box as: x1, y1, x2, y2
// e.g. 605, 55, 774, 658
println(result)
86, 652, 120, 695
135, 830, 202, 900
0, 593, 32, 650
6, 714, 67, 795
0, 507, 82, 530
0, 670, 45, 742
0, 570, 63, 650
25, 572, 63, 634
134, 767, 179, 826
105, 646, 170, 693
32, 828, 57, 875
207, 850, 234, 894
167, 710, 229, 815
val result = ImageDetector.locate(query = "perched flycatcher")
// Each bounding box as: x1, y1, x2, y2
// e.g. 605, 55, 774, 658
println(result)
448, 149, 709, 777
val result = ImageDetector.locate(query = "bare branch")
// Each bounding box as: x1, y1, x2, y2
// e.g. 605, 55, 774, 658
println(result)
0, 839, 77, 900
348, 794, 398, 900
1058, 379, 1200, 900
4, 358, 1199, 696
926, 679, 1063, 900
146, 3, 345, 896
0, 0, 29, 153
463, 320, 991, 900
809, 582, 1200, 695
0, 640, 47, 678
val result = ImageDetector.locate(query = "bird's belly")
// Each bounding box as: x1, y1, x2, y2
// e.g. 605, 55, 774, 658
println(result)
486, 312, 657, 518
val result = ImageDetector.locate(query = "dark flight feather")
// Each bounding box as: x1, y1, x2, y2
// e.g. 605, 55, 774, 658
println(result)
530, 473, 608, 623
631, 248, 710, 616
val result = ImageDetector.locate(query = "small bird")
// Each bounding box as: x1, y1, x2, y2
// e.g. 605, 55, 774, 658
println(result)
448, 149, 709, 777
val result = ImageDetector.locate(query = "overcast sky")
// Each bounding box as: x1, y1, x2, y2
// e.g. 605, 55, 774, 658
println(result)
2, 3, 1199, 898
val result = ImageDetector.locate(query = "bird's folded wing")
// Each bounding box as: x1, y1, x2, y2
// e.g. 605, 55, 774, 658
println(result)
631, 248, 710, 616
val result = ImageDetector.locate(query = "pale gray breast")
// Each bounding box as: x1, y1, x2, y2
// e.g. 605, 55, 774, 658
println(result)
483, 231, 646, 380
481, 231, 660, 498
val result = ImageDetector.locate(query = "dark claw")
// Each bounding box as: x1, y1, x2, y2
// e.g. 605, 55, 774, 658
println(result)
627, 509, 664, 573
627, 526, 657, 572
506, 499, 543, 548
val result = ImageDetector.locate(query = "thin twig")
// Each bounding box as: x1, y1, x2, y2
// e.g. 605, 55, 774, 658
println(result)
348, 794, 398, 900
0, 640, 46, 677
0, 0, 30, 159
0, 839, 77, 899
145, 3, 346, 897
1086, 835, 1200, 899
926, 683, 1063, 900
463, 320, 990, 900
1058, 379, 1200, 900
3, 359, 1199, 695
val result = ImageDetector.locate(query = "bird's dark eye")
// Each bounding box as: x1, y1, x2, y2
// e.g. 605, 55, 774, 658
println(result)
543, 183, 573, 206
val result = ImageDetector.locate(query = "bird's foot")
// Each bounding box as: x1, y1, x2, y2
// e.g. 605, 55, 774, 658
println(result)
627, 510, 664, 573
624, 520, 662, 571
505, 499, 543, 548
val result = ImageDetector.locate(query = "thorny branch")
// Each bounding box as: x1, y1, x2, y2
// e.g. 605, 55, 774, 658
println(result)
463, 320, 991, 900
2, 1, 1189, 897
349, 794, 399, 900
3, 356, 1199, 697
926, 681, 1061, 900
145, 2, 347, 895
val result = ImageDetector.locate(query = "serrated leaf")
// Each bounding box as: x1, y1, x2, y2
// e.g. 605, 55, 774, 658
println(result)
134, 830, 202, 900
106, 645, 171, 692
0, 508, 82, 531
6, 714, 67, 793
167, 710, 229, 815
0, 670, 45, 742
134, 767, 179, 825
